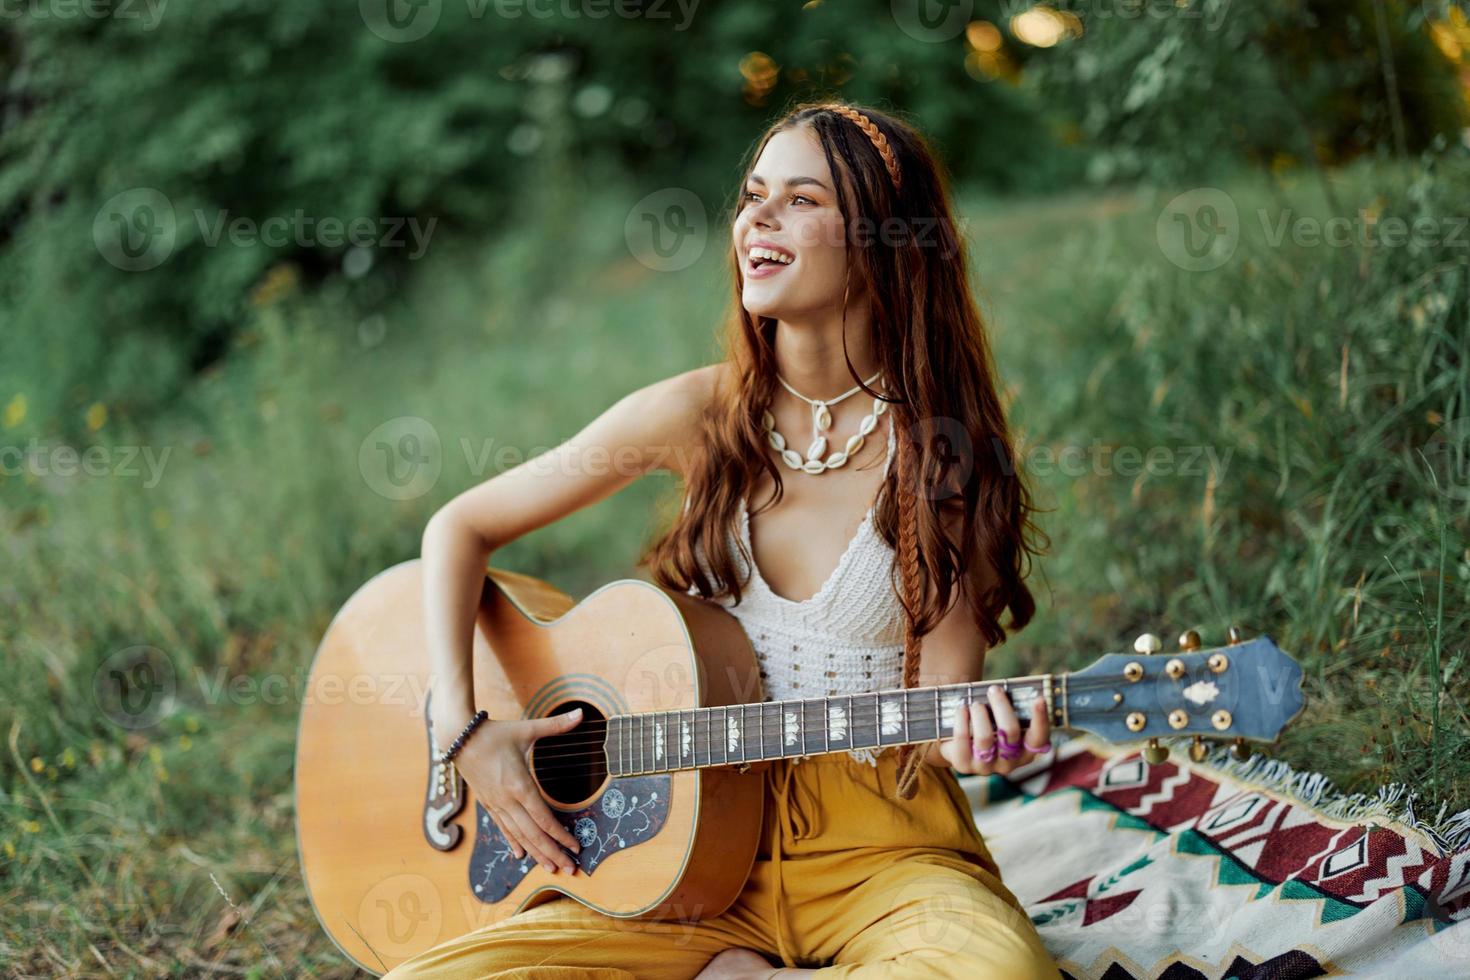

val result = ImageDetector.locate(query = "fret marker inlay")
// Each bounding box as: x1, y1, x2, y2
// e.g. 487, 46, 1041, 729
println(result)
879, 699, 902, 736
940, 695, 965, 732
828, 704, 847, 742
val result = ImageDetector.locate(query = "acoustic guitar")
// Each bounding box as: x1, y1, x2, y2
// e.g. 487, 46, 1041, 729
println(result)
294, 559, 1304, 975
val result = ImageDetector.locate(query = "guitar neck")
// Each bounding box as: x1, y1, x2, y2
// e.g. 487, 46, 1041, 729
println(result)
605, 675, 1057, 776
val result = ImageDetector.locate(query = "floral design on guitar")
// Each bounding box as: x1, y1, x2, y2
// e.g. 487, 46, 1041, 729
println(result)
467, 776, 670, 903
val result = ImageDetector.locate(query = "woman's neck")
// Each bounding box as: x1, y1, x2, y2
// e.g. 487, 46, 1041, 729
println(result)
770, 311, 881, 401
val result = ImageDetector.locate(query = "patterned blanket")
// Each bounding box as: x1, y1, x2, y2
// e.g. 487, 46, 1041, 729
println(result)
962, 735, 1470, 979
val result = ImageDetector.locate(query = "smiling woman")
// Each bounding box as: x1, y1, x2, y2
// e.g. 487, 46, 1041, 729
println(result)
382, 101, 1060, 979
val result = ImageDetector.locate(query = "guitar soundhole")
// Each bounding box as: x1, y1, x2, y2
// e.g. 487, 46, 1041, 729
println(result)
530, 700, 608, 806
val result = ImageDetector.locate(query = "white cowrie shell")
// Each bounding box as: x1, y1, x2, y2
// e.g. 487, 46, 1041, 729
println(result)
781, 448, 804, 469
814, 403, 832, 431
767, 430, 786, 451
874, 399, 888, 415
801, 458, 826, 474
824, 451, 848, 467
762, 410, 775, 429
805, 436, 827, 461
858, 413, 877, 437
845, 434, 865, 454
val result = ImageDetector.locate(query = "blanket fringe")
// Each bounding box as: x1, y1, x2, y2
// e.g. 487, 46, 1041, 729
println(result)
1082, 734, 1470, 855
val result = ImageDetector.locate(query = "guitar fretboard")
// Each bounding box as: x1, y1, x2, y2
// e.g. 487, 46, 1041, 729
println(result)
605, 677, 1053, 776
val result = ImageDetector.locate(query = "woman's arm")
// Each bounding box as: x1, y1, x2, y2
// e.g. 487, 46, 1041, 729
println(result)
913, 511, 1050, 771
422, 364, 718, 738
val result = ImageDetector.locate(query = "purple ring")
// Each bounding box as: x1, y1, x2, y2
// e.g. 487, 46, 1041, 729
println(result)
996, 731, 1023, 760
972, 741, 998, 763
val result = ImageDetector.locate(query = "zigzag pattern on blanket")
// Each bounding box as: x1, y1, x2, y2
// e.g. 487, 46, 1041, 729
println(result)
962, 735, 1470, 979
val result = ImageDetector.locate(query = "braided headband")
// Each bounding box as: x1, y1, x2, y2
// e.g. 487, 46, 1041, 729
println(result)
825, 105, 901, 191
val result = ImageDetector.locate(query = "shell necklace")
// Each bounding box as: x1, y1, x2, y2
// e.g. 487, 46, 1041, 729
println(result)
761, 369, 887, 475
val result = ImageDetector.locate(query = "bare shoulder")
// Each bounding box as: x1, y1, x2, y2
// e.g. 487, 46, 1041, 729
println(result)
630, 362, 727, 477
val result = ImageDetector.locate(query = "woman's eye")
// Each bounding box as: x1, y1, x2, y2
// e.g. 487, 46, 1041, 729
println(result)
742, 191, 816, 206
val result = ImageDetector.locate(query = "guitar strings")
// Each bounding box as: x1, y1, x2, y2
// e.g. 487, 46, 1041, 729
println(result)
479, 668, 1178, 750
478, 668, 1200, 760
441, 671, 1239, 779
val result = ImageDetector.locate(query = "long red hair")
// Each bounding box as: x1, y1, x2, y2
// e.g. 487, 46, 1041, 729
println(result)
639, 100, 1045, 797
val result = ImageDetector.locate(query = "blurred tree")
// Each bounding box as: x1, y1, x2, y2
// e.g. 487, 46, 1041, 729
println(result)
1018, 0, 1467, 184
0, 0, 1464, 433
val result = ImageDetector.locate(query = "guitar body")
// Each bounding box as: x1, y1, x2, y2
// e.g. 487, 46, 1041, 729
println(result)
295, 560, 767, 975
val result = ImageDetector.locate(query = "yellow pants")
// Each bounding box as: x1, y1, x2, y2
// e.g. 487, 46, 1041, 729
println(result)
382, 750, 1062, 978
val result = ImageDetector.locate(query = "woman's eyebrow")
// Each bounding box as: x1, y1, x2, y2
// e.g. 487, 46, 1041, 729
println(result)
748, 174, 831, 192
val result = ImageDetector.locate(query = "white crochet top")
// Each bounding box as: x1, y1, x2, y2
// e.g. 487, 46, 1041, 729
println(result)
687, 414, 906, 766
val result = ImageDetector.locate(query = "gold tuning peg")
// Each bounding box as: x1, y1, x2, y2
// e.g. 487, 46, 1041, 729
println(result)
1230, 737, 1252, 761
1143, 737, 1169, 764
1189, 734, 1209, 763
1133, 633, 1163, 655
1179, 629, 1201, 651
1228, 625, 1245, 645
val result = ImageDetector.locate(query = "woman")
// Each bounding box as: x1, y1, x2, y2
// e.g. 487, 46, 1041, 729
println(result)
387, 101, 1061, 979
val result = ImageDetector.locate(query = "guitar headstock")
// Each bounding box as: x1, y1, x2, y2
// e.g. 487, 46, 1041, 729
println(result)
1062, 627, 1304, 764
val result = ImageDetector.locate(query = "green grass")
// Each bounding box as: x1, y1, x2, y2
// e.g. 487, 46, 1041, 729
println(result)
3, 159, 1468, 975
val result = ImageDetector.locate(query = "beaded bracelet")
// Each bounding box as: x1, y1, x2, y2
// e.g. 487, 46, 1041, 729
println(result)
435, 709, 489, 765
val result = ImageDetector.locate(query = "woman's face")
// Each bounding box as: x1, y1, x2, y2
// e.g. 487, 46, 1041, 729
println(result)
734, 126, 853, 322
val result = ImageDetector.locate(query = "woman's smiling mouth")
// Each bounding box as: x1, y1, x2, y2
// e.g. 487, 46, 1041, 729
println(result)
746, 242, 796, 279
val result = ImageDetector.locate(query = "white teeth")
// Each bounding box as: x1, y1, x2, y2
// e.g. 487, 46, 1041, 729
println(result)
750, 247, 793, 265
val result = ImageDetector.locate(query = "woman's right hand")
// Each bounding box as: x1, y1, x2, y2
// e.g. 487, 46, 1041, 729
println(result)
452, 707, 585, 875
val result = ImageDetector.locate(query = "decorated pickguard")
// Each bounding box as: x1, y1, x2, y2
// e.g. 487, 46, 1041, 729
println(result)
468, 776, 671, 903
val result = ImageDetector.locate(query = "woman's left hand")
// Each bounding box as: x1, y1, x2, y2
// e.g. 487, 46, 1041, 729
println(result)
935, 682, 1052, 775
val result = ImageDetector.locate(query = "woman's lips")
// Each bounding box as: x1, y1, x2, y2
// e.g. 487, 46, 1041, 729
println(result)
745, 254, 793, 280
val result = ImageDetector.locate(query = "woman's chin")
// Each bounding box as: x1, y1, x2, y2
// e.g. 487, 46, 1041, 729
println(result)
740, 286, 790, 320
